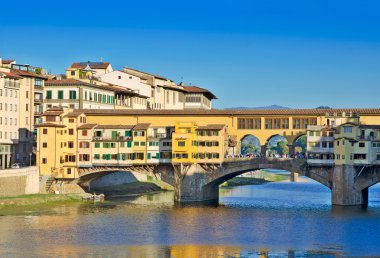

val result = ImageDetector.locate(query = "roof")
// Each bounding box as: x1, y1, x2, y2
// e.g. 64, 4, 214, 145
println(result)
77, 124, 98, 129
0, 71, 23, 79
36, 123, 66, 128
64, 111, 83, 118
197, 124, 226, 130
183, 86, 217, 99
94, 125, 135, 130
123, 66, 169, 80
133, 123, 151, 130
42, 111, 64, 116
10, 69, 47, 80
45, 78, 133, 94
70, 62, 111, 70
1, 60, 15, 64
75, 108, 380, 117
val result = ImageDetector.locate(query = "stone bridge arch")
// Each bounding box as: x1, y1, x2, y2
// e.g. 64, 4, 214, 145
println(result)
176, 158, 332, 203
75, 164, 177, 191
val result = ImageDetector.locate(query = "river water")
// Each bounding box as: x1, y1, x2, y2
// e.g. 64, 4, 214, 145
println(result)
1, 178, 380, 257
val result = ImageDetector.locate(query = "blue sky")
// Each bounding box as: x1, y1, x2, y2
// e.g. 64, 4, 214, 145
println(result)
1, 0, 380, 109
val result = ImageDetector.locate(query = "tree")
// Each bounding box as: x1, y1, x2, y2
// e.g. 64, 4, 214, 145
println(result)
277, 141, 289, 155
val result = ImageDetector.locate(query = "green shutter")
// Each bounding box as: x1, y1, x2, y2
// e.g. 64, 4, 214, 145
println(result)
112, 131, 118, 140
95, 142, 100, 148
46, 90, 52, 99
148, 153, 151, 159
156, 153, 160, 159
58, 90, 63, 99
127, 141, 132, 148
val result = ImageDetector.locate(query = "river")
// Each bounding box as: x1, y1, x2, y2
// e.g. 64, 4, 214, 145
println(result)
1, 178, 380, 257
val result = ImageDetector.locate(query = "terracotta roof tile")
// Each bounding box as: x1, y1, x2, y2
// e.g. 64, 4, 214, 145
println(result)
1, 60, 15, 64
36, 123, 66, 128
197, 124, 226, 130
10, 69, 47, 79
76, 108, 380, 116
183, 86, 217, 99
133, 123, 151, 130
77, 124, 98, 129
0, 71, 23, 79
70, 62, 111, 69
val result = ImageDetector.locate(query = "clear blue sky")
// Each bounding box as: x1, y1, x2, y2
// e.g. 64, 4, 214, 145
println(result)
1, 0, 380, 109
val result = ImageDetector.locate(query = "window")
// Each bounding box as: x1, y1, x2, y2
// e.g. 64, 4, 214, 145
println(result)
308, 131, 314, 136
58, 90, 64, 99
46, 90, 52, 99
359, 142, 365, 148
95, 142, 100, 148
82, 130, 87, 136
377, 154, 380, 161
343, 126, 353, 133
42, 158, 47, 164
26, 91, 29, 98
43, 128, 48, 134
69, 90, 77, 99
237, 118, 261, 129
178, 141, 185, 147
42, 142, 47, 148
25, 104, 28, 111
68, 141, 74, 148
67, 168, 72, 175
69, 118, 74, 123
71, 71, 75, 76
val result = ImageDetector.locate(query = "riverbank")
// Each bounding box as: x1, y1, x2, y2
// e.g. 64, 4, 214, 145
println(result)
221, 177, 271, 187
0, 193, 87, 207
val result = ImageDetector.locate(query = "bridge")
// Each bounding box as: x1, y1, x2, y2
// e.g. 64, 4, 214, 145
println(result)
75, 158, 380, 206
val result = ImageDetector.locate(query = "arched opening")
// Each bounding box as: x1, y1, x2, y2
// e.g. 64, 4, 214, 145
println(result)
240, 134, 261, 157
266, 135, 289, 158
293, 134, 307, 158
204, 165, 331, 206
79, 171, 173, 195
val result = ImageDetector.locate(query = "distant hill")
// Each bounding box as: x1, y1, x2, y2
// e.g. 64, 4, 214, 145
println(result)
225, 105, 291, 110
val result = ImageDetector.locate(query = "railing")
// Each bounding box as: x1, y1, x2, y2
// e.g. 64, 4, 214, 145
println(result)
357, 136, 376, 141
34, 85, 44, 91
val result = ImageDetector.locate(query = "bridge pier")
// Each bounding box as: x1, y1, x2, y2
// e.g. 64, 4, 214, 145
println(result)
331, 165, 368, 206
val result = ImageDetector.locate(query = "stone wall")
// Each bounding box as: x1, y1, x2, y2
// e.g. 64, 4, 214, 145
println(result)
0, 167, 39, 197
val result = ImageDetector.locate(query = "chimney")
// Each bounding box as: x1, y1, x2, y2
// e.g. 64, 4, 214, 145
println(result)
179, 82, 185, 86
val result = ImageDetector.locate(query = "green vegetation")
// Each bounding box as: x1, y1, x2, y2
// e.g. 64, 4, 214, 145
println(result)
0, 194, 83, 207
221, 177, 270, 187
295, 135, 307, 153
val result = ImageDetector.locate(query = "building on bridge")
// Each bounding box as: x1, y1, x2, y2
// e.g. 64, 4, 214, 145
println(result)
36, 110, 230, 179
306, 112, 380, 166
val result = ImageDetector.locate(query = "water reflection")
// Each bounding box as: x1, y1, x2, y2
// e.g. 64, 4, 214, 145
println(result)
1, 181, 380, 257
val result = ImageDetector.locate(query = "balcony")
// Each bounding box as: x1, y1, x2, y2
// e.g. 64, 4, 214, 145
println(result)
34, 98, 43, 104
92, 136, 132, 142
34, 85, 44, 91
34, 111, 43, 117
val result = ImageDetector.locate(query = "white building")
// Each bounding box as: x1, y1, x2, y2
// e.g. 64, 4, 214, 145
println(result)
0, 70, 21, 168
99, 70, 152, 98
